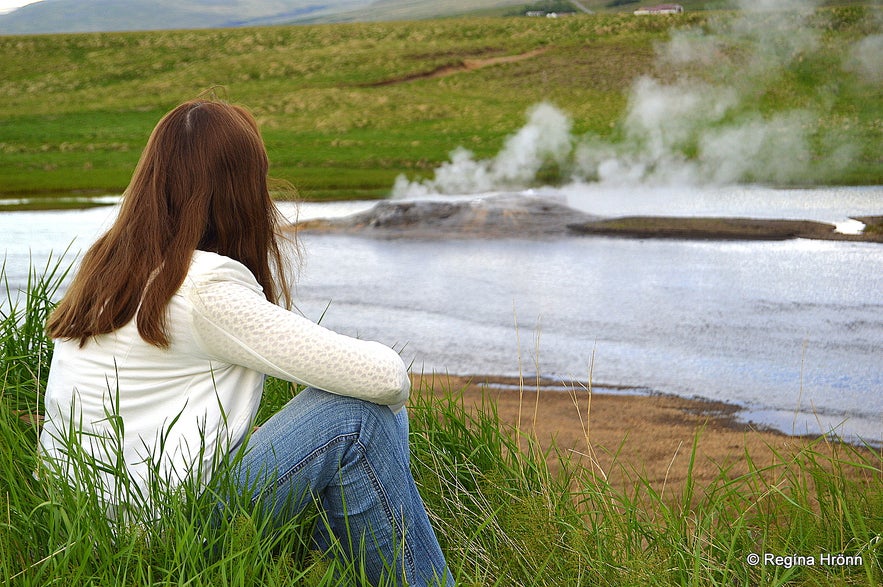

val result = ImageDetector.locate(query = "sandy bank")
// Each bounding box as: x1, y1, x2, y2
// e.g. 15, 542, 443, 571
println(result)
412, 374, 881, 496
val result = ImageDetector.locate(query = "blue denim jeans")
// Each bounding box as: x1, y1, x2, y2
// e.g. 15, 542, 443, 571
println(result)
228, 386, 454, 586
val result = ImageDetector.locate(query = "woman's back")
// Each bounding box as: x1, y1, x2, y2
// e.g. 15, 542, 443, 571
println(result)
40, 251, 266, 504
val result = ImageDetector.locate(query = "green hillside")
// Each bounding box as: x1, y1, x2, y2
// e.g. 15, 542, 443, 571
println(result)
0, 6, 880, 204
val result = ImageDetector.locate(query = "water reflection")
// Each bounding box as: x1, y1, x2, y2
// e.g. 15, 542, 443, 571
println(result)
294, 233, 882, 445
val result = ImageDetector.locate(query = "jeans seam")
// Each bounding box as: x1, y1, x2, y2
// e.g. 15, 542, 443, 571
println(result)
251, 431, 418, 581
355, 440, 417, 582
251, 432, 358, 506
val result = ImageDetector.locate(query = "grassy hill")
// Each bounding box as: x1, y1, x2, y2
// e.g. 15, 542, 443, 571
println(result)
0, 6, 880, 203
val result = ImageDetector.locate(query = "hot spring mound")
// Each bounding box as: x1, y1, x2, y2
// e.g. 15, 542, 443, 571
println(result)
295, 194, 597, 239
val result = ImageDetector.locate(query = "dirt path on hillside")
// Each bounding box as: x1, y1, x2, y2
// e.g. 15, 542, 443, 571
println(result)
368, 47, 550, 86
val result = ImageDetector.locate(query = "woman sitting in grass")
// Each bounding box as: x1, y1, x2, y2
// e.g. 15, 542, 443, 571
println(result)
38, 98, 454, 586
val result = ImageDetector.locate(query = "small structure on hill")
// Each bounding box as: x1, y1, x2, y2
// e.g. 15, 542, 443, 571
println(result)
526, 10, 576, 18
634, 4, 684, 15
522, 0, 583, 17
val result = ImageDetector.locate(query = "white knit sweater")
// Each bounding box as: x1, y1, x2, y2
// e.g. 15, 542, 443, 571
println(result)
38, 250, 410, 505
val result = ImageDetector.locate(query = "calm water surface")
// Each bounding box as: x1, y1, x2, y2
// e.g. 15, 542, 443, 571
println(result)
1, 187, 881, 444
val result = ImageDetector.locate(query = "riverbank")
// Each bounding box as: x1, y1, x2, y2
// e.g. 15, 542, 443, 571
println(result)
413, 373, 882, 495
3, 266, 881, 584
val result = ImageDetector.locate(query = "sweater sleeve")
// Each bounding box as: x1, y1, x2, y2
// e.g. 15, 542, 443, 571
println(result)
186, 272, 410, 407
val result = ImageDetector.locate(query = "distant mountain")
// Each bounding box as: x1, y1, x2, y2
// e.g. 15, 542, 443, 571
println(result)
0, 0, 374, 34
0, 0, 529, 35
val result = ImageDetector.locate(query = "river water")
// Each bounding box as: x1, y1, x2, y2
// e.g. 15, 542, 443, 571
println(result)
1, 185, 881, 445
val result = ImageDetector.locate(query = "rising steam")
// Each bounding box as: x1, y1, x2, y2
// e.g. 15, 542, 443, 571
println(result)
393, 103, 573, 197
393, 0, 878, 197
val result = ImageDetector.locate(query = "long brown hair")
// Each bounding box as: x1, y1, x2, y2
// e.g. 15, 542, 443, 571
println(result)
47, 99, 296, 348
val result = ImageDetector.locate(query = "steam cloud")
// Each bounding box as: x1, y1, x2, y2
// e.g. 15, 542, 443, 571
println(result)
393, 103, 573, 197
393, 0, 878, 197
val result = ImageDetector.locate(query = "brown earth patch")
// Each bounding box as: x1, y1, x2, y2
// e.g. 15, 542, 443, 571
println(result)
366, 47, 551, 87
568, 216, 883, 242
411, 373, 882, 498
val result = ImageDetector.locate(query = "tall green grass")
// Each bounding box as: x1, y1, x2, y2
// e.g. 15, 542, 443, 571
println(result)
1, 262, 881, 585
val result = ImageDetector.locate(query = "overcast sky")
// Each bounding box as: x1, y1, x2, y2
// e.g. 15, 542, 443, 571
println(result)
0, 0, 43, 15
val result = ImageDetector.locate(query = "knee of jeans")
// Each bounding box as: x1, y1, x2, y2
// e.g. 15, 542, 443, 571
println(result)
297, 388, 407, 448
346, 393, 398, 423
318, 390, 403, 437
305, 387, 392, 415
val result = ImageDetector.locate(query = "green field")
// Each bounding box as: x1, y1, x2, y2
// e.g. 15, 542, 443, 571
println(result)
0, 6, 880, 204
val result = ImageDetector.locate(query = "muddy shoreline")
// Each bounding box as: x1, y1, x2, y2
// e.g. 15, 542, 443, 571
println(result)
413, 373, 880, 495
567, 215, 883, 242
